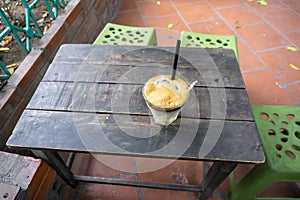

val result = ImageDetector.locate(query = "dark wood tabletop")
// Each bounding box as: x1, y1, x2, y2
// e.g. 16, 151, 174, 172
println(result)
7, 44, 265, 164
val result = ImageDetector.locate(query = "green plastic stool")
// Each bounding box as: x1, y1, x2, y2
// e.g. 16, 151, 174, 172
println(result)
180, 31, 239, 61
226, 105, 300, 200
93, 23, 157, 46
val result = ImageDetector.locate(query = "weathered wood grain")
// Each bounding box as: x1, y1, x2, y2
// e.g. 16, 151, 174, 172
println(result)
7, 110, 264, 162
52, 45, 239, 70
43, 63, 245, 88
27, 82, 253, 120
7, 44, 264, 165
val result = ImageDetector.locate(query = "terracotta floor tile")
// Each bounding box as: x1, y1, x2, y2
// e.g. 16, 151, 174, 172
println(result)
246, 0, 285, 13
146, 14, 189, 32
287, 83, 300, 101
176, 2, 218, 23
113, 11, 145, 27
257, 47, 300, 84
236, 23, 289, 51
85, 155, 134, 177
172, 0, 201, 5
137, 0, 177, 19
155, 27, 181, 46
285, 31, 300, 48
119, 0, 138, 12
135, 158, 203, 185
207, 0, 244, 8
237, 41, 264, 71
242, 69, 298, 105
71, 153, 93, 175
142, 188, 198, 200
218, 5, 263, 27
281, 0, 300, 15
262, 9, 300, 33
78, 184, 140, 200
189, 19, 233, 35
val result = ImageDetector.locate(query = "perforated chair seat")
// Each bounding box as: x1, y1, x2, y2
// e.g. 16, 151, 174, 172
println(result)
226, 105, 300, 200
180, 31, 239, 61
93, 23, 157, 46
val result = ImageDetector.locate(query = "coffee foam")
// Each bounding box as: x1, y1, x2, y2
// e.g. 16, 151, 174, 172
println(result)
143, 75, 189, 109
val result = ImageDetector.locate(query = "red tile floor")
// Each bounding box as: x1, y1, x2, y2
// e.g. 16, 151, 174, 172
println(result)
71, 0, 300, 199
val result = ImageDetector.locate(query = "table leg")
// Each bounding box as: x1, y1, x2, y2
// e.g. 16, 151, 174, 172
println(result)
32, 150, 77, 188
200, 162, 237, 200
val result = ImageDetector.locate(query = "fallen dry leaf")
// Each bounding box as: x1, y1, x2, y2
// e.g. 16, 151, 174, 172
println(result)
287, 46, 298, 52
234, 20, 242, 29
167, 23, 174, 29
257, 0, 267, 6
42, 12, 48, 18
0, 36, 13, 47
289, 64, 299, 71
0, 47, 9, 52
8, 68, 14, 75
7, 62, 21, 69
43, 24, 51, 34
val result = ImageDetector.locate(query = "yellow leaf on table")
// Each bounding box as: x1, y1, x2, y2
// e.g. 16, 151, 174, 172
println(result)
287, 46, 298, 52
289, 64, 300, 71
167, 23, 174, 29
257, 0, 267, 6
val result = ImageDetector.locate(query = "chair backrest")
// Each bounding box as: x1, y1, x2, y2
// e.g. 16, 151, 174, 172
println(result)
93, 23, 157, 46
252, 105, 300, 174
180, 31, 239, 62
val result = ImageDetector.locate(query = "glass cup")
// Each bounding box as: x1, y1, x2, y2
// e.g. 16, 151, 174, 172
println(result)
142, 75, 189, 126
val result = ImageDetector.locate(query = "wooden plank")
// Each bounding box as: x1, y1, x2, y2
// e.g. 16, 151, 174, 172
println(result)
42, 63, 245, 88
27, 82, 253, 121
7, 110, 264, 163
52, 45, 239, 70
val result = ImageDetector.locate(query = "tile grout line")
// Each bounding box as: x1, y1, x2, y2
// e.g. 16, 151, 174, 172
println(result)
244, 0, 300, 102
205, 0, 299, 103
187, 17, 224, 25
142, 13, 178, 20
282, 29, 300, 34
169, 0, 192, 32
247, 3, 300, 49
283, 79, 300, 86
277, 0, 300, 17
134, 0, 149, 27
254, 44, 295, 53
241, 67, 266, 74
131, 157, 144, 200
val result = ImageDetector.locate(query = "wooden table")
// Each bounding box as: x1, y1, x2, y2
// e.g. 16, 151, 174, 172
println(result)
7, 44, 265, 199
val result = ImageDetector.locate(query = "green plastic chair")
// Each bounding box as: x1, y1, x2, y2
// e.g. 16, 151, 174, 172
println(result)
180, 31, 239, 62
226, 105, 300, 200
93, 23, 157, 46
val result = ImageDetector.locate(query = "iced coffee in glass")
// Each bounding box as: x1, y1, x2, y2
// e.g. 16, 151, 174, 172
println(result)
142, 75, 189, 126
